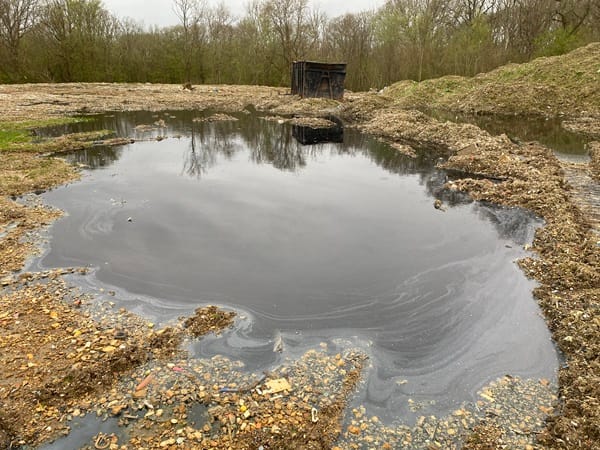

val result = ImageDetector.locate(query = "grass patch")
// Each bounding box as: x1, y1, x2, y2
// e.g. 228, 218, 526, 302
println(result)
0, 129, 29, 147
0, 116, 92, 152
0, 116, 108, 196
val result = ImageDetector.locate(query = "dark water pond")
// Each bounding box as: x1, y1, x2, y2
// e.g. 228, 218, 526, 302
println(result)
425, 109, 589, 161
34, 111, 557, 428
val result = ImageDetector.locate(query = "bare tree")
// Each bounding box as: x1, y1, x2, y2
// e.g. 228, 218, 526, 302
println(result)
38, 0, 117, 81
452, 0, 498, 24
1, 0, 598, 86
261, 0, 321, 79
173, 0, 206, 84
205, 2, 234, 83
325, 12, 374, 90
552, 0, 594, 34
0, 0, 39, 78
374, 0, 451, 82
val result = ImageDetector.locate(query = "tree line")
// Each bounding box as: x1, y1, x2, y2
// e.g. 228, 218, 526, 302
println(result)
1, 0, 598, 90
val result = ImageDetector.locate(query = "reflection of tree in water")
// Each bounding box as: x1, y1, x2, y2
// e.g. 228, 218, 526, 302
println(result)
246, 121, 309, 171
63, 113, 461, 207
74, 111, 446, 177
182, 118, 325, 174
362, 138, 438, 175
183, 121, 238, 178
426, 109, 588, 155
66, 146, 123, 168
359, 136, 478, 210
179, 112, 458, 181
62, 111, 533, 244
366, 137, 539, 243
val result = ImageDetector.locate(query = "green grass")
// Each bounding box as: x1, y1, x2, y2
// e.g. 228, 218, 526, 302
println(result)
0, 128, 30, 148
5, 116, 92, 130
0, 117, 92, 151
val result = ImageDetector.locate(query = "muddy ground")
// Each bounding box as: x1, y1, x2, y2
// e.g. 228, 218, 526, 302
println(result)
1, 45, 599, 450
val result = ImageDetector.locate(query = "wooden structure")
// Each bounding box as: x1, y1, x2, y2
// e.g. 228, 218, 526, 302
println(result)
291, 61, 347, 100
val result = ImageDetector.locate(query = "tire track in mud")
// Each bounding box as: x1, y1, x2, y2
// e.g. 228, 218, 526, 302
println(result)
560, 161, 600, 238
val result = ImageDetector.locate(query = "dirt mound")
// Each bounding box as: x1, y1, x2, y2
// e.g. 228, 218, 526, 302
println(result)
384, 42, 600, 118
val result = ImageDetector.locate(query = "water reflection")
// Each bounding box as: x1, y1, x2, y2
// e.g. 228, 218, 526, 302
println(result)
425, 109, 589, 157
60, 112, 542, 239
62, 112, 442, 177
183, 121, 240, 178
56, 112, 544, 244
66, 145, 123, 168
474, 203, 542, 245
39, 415, 123, 450
248, 120, 308, 171
292, 121, 344, 145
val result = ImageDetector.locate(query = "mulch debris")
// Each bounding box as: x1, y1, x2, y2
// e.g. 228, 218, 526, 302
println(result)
183, 306, 236, 338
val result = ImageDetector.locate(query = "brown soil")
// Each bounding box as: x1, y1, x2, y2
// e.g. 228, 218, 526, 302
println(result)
464, 423, 505, 450
0, 197, 60, 277
0, 276, 143, 444
1, 44, 599, 449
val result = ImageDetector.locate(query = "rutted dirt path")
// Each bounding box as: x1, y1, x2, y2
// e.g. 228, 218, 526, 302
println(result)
560, 161, 600, 238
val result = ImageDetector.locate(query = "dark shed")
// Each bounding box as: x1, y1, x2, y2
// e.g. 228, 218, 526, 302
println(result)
291, 61, 347, 100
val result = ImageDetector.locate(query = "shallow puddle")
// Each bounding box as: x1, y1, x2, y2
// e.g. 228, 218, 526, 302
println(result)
39, 415, 122, 450
425, 109, 589, 161
32, 111, 557, 430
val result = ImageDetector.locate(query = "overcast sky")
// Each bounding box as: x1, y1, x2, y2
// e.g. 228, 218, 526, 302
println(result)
102, 0, 385, 28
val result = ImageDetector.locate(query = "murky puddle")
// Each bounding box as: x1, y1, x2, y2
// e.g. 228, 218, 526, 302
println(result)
40, 416, 123, 450
425, 109, 590, 162
33, 111, 558, 447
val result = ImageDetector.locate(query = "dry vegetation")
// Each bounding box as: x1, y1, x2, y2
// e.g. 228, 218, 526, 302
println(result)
383, 42, 600, 118
1, 44, 599, 449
